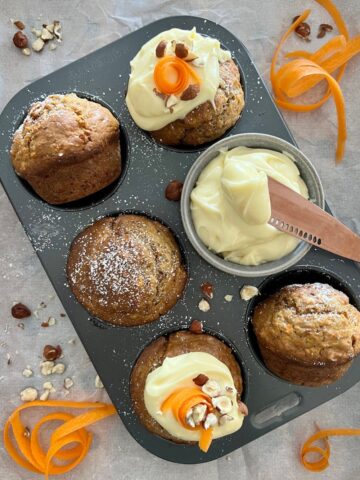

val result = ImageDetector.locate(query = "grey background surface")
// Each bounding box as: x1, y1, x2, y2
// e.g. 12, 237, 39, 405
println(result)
0, 1, 359, 479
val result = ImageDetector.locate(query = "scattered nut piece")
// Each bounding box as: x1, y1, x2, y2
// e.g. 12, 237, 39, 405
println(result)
41, 321, 49, 328
43, 344, 62, 361
11, 303, 31, 319
295, 22, 311, 41
224, 295, 233, 302
95, 375, 104, 389
23, 426, 31, 438
31, 28, 42, 37
20, 387, 38, 402
32, 37, 45, 52
193, 373, 209, 386
46, 23, 55, 33
202, 379, 221, 398
6, 353, 11, 365
212, 395, 233, 415
52, 363, 65, 375
53, 21, 62, 41
13, 31, 28, 49
155, 40, 167, 58
13, 20, 25, 30
238, 401, 249, 416
200, 282, 213, 300
180, 84, 200, 101
40, 361, 55, 376
175, 42, 188, 58
240, 285, 259, 301
41, 27, 54, 41
43, 381, 56, 392
49, 43, 57, 51
68, 338, 76, 345
204, 412, 218, 430
40, 389, 50, 401
48, 317, 56, 326
192, 403, 207, 425
219, 414, 234, 425
317, 23, 333, 38
22, 367, 33, 378
64, 377, 74, 389
17, 322, 25, 328
198, 298, 210, 312
189, 319, 203, 334
165, 180, 183, 201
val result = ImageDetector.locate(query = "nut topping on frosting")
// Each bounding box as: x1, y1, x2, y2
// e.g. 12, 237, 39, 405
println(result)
193, 373, 209, 386
212, 396, 233, 415
204, 412, 218, 430
175, 42, 188, 58
202, 379, 221, 397
180, 84, 200, 101
192, 404, 208, 425
156, 40, 167, 58
219, 414, 234, 426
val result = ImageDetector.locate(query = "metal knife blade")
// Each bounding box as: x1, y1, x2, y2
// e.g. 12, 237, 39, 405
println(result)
267, 176, 360, 262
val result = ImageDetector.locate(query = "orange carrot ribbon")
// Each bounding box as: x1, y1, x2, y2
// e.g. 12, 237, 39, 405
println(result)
3, 400, 116, 479
161, 386, 214, 452
271, 0, 360, 162
301, 427, 360, 471
154, 56, 201, 95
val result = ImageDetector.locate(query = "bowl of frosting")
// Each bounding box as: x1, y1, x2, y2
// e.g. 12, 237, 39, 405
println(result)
181, 133, 325, 277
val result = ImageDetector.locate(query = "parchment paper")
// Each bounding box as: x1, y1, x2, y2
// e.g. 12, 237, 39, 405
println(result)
0, 1, 359, 479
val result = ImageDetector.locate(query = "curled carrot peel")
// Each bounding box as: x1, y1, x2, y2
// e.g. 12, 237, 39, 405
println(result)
301, 427, 360, 472
161, 386, 214, 452
271, 0, 360, 162
3, 400, 116, 479
154, 56, 202, 95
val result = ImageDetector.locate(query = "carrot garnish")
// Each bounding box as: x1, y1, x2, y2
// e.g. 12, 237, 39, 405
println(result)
271, 0, 360, 162
3, 400, 116, 479
154, 56, 201, 95
161, 386, 214, 451
301, 427, 360, 471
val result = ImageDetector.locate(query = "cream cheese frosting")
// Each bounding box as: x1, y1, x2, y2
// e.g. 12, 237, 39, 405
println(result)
191, 146, 309, 265
144, 352, 244, 441
126, 28, 231, 131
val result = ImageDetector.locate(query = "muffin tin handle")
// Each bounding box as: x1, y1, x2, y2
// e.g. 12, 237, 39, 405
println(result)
250, 392, 302, 429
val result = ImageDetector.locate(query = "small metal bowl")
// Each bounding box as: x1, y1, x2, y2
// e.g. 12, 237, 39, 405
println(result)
181, 133, 325, 278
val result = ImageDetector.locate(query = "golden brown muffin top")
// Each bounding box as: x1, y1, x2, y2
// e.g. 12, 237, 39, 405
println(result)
11, 93, 119, 176
67, 214, 187, 326
252, 283, 360, 365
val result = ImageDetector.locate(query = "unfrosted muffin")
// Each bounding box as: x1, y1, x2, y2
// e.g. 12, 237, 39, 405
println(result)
252, 283, 360, 386
130, 330, 247, 448
67, 214, 187, 326
126, 28, 244, 146
11, 93, 121, 204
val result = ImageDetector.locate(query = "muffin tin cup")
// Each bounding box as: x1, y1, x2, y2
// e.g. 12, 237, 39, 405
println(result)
1, 15, 360, 464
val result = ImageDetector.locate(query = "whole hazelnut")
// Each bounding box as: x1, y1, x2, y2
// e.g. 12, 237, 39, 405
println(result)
43, 345, 62, 361
165, 180, 183, 201
13, 31, 28, 49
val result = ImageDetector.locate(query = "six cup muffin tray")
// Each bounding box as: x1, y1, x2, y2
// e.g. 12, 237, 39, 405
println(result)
1, 16, 360, 464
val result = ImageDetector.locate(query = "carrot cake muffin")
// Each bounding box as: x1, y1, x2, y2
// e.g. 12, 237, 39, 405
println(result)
130, 330, 247, 451
126, 28, 244, 146
252, 283, 360, 386
11, 93, 121, 204
67, 214, 187, 326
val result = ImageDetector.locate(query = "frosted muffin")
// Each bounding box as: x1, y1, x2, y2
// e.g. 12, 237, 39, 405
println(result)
252, 283, 360, 386
67, 214, 187, 326
126, 28, 244, 146
131, 330, 247, 451
11, 93, 121, 204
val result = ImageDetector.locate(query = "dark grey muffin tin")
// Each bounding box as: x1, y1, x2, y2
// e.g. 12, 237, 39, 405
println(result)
0, 16, 359, 464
